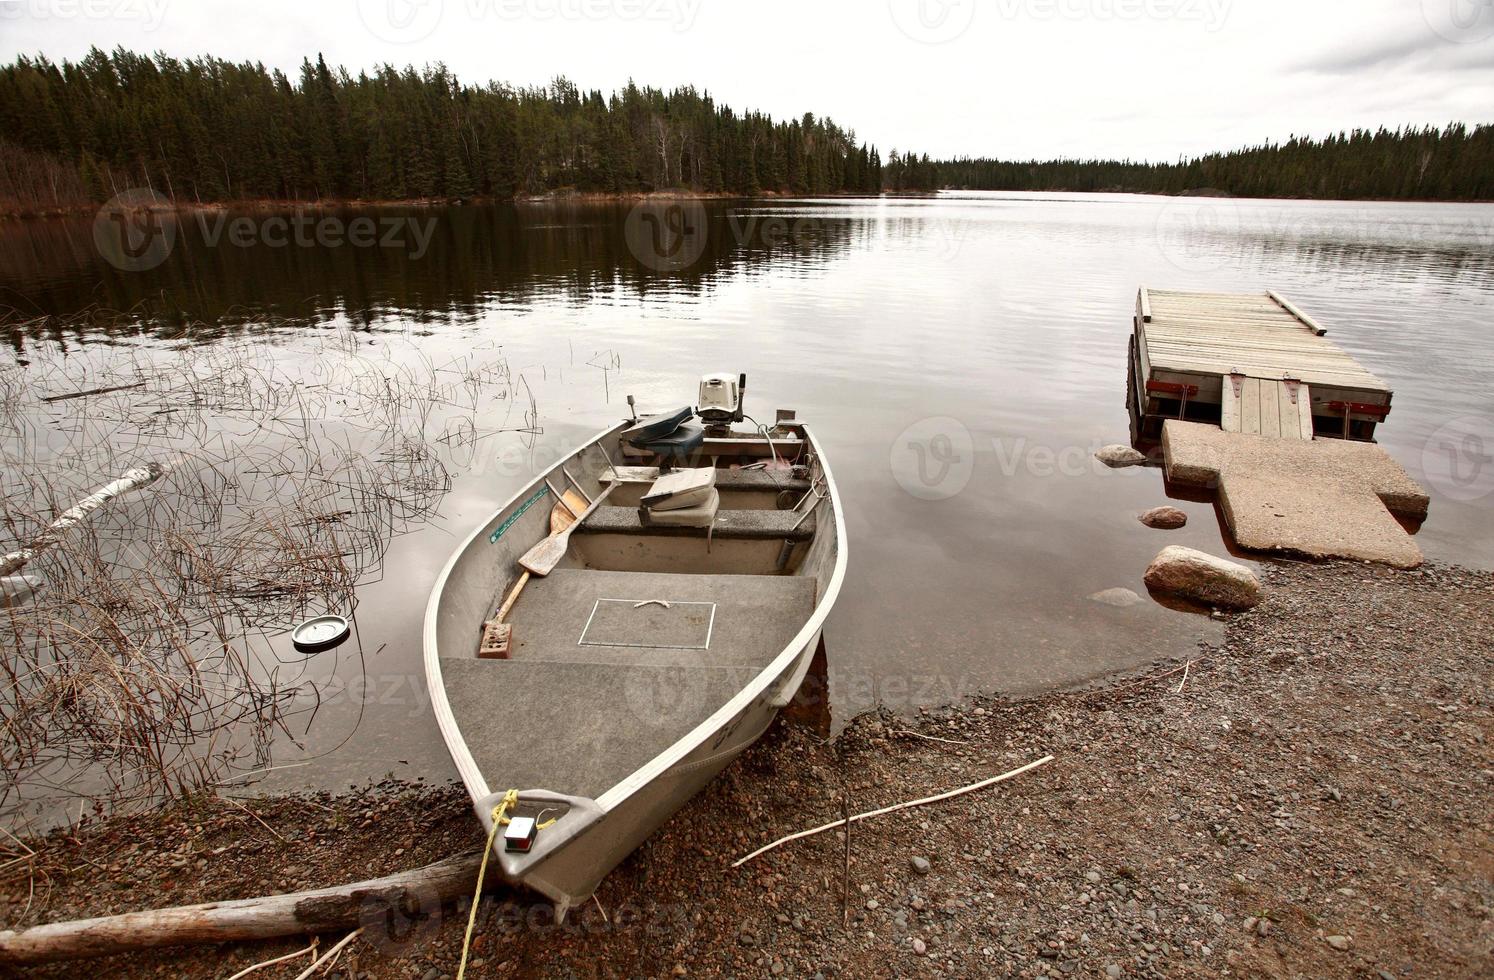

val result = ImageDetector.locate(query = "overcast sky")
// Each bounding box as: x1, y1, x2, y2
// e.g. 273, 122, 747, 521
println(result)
2, 0, 1491, 161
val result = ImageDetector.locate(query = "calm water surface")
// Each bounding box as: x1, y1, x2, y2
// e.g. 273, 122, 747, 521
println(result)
3, 192, 1492, 800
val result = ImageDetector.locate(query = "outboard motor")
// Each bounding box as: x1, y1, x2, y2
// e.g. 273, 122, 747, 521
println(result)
697, 372, 746, 430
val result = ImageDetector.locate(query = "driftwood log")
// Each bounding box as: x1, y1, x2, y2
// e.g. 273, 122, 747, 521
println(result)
0, 851, 485, 966
0, 463, 164, 577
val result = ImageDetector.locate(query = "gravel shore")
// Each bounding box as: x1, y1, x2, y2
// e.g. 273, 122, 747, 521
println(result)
4, 560, 1490, 978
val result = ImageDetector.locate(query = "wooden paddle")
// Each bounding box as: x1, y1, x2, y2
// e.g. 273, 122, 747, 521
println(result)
518, 482, 618, 577
480, 484, 590, 658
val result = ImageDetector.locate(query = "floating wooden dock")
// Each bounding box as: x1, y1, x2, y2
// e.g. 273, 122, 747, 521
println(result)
1130, 288, 1392, 442
1127, 286, 1430, 567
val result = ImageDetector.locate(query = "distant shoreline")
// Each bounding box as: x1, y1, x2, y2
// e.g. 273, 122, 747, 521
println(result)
4, 187, 1487, 221
0, 189, 892, 221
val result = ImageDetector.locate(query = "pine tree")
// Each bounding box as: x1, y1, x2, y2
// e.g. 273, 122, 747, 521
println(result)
3, 48, 1488, 209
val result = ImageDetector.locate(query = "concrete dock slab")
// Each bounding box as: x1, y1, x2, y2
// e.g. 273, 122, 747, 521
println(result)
1161, 421, 1430, 569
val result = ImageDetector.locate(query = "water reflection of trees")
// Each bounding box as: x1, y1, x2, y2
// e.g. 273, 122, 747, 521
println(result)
1243, 235, 1494, 282
0, 202, 867, 345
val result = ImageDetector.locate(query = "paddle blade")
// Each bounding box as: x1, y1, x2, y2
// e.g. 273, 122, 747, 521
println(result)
518, 532, 569, 577
521, 480, 615, 577
550, 490, 588, 534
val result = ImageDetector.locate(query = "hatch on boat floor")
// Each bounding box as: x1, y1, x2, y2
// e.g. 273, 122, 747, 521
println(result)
506, 569, 814, 668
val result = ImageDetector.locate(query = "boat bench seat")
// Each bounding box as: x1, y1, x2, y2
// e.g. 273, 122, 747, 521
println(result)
717, 469, 811, 493
578, 505, 815, 541
607, 466, 812, 495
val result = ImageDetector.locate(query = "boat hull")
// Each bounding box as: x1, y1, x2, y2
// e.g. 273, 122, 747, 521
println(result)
423, 419, 845, 914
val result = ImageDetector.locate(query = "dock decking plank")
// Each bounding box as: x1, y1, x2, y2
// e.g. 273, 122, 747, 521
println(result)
1276, 383, 1295, 439
1220, 375, 1314, 440
1278, 383, 1302, 440
1242, 376, 1261, 434
1139, 289, 1389, 396
1260, 381, 1282, 439
1222, 377, 1241, 432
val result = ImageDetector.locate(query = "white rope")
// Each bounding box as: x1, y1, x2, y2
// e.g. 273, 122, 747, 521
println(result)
731, 755, 1053, 868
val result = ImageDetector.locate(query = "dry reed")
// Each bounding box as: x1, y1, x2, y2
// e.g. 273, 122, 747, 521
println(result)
0, 312, 525, 827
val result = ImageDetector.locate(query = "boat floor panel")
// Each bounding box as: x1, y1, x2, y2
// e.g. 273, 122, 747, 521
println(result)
508, 569, 815, 667
440, 658, 757, 800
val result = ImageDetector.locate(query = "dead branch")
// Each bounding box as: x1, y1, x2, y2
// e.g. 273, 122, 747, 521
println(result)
39, 382, 145, 404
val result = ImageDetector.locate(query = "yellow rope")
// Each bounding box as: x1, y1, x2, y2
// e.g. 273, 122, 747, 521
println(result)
455, 790, 558, 980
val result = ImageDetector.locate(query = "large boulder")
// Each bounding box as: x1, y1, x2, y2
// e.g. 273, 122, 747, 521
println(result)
1095, 444, 1148, 468
1139, 506, 1188, 529
1143, 546, 1262, 610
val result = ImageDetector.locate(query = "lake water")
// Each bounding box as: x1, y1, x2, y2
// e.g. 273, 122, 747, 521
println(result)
2, 192, 1492, 807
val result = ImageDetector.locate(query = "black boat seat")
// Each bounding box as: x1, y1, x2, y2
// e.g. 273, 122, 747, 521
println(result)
631, 421, 705, 461
621, 407, 694, 444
